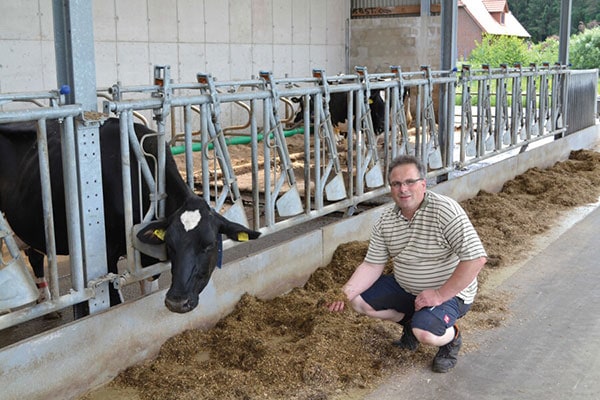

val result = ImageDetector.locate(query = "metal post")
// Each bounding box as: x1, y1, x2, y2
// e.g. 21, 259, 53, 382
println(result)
438, 0, 458, 182
52, 0, 110, 314
558, 0, 572, 66
421, 0, 431, 16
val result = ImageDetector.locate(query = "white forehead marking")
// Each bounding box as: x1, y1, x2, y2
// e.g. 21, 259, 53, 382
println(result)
180, 209, 201, 232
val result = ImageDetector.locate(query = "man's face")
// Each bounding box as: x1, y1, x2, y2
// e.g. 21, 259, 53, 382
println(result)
389, 163, 426, 215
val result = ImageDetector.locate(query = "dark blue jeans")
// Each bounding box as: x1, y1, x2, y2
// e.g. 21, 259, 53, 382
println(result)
360, 274, 471, 336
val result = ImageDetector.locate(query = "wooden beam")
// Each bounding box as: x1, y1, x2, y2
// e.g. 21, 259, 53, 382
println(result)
351, 4, 441, 18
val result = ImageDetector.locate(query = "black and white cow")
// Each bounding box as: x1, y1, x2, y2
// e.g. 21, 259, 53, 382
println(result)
291, 89, 387, 136
0, 118, 260, 314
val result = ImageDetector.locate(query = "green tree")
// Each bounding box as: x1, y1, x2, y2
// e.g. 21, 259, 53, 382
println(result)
510, 0, 599, 42
569, 26, 600, 69
511, 0, 560, 43
468, 34, 530, 68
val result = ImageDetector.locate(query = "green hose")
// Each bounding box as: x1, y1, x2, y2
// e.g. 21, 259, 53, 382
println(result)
170, 126, 305, 155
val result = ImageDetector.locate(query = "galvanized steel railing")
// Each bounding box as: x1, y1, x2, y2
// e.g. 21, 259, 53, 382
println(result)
1, 63, 595, 330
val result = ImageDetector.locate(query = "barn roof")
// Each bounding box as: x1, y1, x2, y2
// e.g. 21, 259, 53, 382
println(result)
459, 0, 530, 38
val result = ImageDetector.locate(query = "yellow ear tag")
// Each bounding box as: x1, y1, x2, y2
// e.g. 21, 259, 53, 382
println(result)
237, 232, 249, 242
368, 98, 373, 104
153, 229, 166, 241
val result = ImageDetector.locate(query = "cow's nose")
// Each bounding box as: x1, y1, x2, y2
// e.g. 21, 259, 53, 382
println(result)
165, 296, 194, 313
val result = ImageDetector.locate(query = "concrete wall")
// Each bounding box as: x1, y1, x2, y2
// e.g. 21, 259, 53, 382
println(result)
349, 15, 441, 73
2, 123, 598, 400
0, 0, 348, 93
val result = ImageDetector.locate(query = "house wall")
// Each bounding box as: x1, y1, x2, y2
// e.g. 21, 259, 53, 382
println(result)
457, 8, 483, 61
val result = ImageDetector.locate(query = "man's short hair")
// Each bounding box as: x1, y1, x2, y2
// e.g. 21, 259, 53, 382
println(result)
388, 155, 426, 178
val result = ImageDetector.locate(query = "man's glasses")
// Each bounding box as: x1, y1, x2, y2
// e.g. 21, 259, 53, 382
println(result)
389, 178, 424, 189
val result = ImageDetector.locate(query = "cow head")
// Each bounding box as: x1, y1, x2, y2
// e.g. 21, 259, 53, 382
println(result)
136, 195, 261, 313
290, 96, 309, 124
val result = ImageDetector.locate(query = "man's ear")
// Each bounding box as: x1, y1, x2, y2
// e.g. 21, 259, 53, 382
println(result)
136, 220, 169, 245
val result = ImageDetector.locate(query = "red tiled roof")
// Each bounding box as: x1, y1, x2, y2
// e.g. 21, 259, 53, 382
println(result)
482, 0, 508, 13
460, 0, 530, 37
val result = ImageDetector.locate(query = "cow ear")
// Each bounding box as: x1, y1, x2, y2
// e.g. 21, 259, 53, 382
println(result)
136, 220, 169, 245
218, 219, 261, 242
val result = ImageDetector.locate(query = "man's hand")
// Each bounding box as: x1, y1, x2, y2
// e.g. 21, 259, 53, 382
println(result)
415, 288, 443, 311
327, 300, 346, 312
325, 287, 350, 312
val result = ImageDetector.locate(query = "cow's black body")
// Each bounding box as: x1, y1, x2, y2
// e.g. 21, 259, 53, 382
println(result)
291, 90, 387, 134
0, 118, 260, 313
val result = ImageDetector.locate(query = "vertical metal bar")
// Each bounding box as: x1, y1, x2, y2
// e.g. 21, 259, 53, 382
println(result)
250, 99, 260, 230
155, 119, 166, 219
262, 97, 274, 227
415, 84, 422, 158
460, 66, 471, 163
421, 0, 431, 16
313, 92, 323, 210
446, 73, 456, 165
391, 84, 399, 159
440, 0, 458, 173
550, 68, 560, 133
538, 65, 549, 136
53, 0, 109, 313
383, 86, 390, 168
355, 89, 365, 195
476, 77, 484, 155
494, 74, 505, 150
36, 119, 60, 300
60, 117, 84, 291
119, 113, 136, 274
345, 10, 351, 74
525, 65, 535, 139
558, 0, 572, 65
184, 105, 194, 189
440, 0, 458, 70
510, 65, 522, 145
559, 68, 569, 135
347, 91, 355, 198
302, 94, 312, 212
482, 66, 492, 153
200, 103, 211, 204
52, 0, 97, 108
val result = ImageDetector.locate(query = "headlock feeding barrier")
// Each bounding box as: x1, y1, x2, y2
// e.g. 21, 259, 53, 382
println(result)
0, 63, 597, 331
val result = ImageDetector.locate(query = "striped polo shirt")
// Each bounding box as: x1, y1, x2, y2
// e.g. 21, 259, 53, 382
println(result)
365, 191, 487, 304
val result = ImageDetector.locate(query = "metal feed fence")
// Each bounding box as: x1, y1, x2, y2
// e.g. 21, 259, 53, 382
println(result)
1, 63, 594, 330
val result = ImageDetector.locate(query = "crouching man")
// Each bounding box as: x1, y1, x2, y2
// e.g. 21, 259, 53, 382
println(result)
328, 155, 487, 372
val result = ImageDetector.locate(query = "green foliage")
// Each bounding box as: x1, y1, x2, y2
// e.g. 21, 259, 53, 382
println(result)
468, 34, 530, 68
569, 26, 600, 70
530, 37, 560, 65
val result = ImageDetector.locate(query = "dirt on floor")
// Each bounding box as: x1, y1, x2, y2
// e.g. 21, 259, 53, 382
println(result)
89, 149, 600, 400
